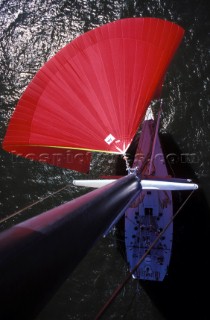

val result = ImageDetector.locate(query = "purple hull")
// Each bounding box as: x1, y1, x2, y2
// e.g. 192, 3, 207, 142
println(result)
125, 117, 173, 281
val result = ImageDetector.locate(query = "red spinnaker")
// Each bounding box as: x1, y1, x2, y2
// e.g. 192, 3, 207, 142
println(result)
2, 18, 184, 172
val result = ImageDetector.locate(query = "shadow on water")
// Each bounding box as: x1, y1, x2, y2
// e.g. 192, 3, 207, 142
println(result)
141, 134, 210, 320
116, 133, 210, 320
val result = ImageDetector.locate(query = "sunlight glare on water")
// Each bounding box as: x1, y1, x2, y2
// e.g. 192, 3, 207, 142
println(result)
0, 1, 210, 319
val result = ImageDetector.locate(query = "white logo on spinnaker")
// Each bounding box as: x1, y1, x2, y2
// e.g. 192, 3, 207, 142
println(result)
105, 134, 115, 145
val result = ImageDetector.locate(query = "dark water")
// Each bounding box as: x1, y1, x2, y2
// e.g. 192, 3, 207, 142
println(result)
0, 0, 210, 319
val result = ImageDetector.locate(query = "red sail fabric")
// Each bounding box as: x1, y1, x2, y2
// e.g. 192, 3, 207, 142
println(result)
2, 18, 184, 172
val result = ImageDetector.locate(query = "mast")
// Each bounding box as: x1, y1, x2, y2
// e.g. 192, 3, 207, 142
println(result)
0, 174, 141, 320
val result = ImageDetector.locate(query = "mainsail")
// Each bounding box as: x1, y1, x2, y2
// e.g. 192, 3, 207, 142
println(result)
2, 18, 184, 172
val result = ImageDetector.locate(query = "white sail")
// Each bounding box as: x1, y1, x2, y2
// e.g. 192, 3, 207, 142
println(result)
141, 179, 198, 190
73, 179, 116, 188
73, 179, 198, 190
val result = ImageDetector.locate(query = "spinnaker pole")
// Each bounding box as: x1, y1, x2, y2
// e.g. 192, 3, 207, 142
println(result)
0, 174, 141, 320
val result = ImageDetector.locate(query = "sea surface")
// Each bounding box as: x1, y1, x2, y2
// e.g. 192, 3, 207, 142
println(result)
0, 0, 210, 319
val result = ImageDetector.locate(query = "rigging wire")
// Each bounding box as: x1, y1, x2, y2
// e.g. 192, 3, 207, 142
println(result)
95, 189, 196, 320
0, 184, 71, 224
148, 101, 162, 175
